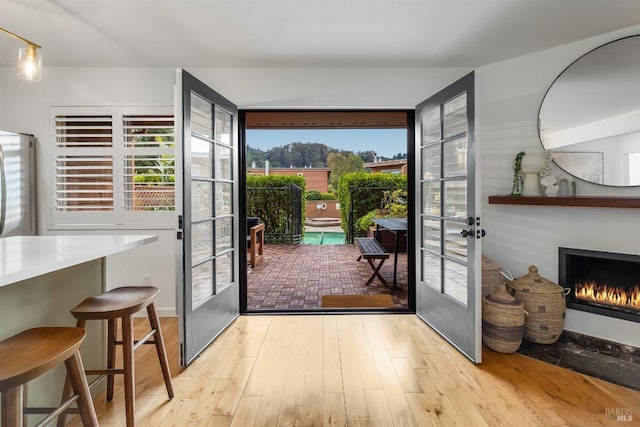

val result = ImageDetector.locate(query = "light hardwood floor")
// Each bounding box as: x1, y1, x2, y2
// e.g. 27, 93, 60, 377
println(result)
72, 315, 640, 426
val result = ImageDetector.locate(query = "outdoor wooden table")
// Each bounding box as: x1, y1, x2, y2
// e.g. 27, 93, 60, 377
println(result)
372, 217, 407, 287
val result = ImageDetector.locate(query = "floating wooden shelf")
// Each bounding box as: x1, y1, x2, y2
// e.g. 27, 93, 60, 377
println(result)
488, 195, 640, 209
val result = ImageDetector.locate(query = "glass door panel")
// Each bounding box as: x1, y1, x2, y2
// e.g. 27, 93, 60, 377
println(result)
422, 217, 441, 253
444, 259, 467, 305
422, 182, 441, 216
421, 143, 441, 179
443, 136, 467, 177
192, 260, 214, 309
443, 181, 466, 220
444, 220, 467, 262
443, 93, 467, 138
422, 250, 441, 289
422, 107, 441, 142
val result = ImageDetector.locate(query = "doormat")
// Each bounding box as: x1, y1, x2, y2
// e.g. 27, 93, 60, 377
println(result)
321, 294, 395, 308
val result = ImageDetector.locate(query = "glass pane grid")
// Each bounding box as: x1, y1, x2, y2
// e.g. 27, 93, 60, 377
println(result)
421, 250, 441, 290
191, 94, 213, 139
444, 259, 467, 306
443, 180, 467, 220
214, 107, 233, 146
421, 107, 441, 145
192, 260, 213, 309
444, 220, 467, 262
421, 144, 441, 180
443, 136, 467, 178
444, 93, 467, 138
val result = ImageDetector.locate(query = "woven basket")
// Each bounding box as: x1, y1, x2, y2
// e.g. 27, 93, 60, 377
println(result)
482, 288, 525, 353
482, 255, 504, 297
506, 265, 566, 344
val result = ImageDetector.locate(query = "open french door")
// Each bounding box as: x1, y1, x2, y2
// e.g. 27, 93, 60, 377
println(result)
176, 69, 240, 366
415, 72, 483, 362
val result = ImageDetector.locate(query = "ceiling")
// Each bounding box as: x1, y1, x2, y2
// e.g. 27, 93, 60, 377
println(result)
1, 1, 640, 69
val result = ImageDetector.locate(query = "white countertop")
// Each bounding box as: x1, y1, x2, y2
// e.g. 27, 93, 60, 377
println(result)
0, 235, 158, 287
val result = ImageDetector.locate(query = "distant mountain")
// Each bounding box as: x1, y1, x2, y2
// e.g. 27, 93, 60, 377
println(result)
246, 142, 405, 168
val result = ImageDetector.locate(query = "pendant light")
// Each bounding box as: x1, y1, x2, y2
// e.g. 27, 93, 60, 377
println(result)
0, 26, 42, 81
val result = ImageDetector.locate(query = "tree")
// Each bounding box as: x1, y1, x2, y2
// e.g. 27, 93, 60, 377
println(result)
357, 150, 376, 162
327, 152, 364, 189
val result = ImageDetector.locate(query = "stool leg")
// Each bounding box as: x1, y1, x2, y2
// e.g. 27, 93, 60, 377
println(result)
57, 319, 87, 427
146, 303, 174, 399
121, 315, 135, 427
106, 318, 117, 402
1, 385, 23, 427
65, 350, 99, 427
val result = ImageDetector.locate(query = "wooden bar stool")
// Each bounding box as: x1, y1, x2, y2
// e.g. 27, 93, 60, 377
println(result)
0, 327, 98, 427
60, 286, 174, 427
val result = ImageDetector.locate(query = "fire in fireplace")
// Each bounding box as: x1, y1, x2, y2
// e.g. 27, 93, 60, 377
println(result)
559, 247, 640, 323
574, 281, 640, 311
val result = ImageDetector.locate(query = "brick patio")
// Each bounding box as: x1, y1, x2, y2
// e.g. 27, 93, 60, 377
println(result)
247, 243, 408, 310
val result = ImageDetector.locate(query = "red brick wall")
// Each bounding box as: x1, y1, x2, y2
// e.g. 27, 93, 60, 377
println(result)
306, 200, 340, 219
247, 168, 330, 193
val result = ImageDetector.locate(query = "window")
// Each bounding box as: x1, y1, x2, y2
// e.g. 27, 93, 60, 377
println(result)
50, 106, 175, 228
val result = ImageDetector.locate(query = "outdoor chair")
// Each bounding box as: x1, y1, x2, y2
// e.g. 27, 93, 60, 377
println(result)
247, 216, 265, 268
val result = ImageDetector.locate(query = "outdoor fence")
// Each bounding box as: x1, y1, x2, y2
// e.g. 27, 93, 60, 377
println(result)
247, 183, 303, 244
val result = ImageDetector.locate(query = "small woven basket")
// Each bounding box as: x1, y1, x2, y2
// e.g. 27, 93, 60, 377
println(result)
482, 287, 525, 353
506, 265, 566, 344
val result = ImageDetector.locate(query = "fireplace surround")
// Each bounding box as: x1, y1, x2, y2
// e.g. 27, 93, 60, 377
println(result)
559, 247, 640, 323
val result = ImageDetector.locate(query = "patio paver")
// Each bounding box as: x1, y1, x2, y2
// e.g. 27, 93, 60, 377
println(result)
247, 243, 408, 310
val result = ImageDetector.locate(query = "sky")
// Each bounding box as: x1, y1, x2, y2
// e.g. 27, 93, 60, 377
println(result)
246, 129, 408, 158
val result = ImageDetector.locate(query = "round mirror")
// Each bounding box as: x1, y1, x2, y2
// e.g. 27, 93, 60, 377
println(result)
538, 35, 640, 186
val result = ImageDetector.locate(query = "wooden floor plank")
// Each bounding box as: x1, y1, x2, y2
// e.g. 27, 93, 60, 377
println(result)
336, 316, 370, 419
68, 315, 640, 427
323, 393, 347, 427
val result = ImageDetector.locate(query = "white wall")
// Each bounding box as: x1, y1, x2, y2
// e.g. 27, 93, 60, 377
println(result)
477, 24, 640, 347
0, 65, 470, 317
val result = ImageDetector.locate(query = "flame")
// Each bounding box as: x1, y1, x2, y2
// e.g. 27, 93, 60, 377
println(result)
575, 281, 640, 311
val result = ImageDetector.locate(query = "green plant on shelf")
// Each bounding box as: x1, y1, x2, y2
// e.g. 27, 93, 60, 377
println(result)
510, 151, 526, 196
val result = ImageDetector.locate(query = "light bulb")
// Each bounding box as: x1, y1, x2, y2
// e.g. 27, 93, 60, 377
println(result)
17, 45, 42, 81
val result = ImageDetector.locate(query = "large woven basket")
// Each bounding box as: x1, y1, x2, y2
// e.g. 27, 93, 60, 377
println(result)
506, 265, 566, 344
482, 255, 504, 297
482, 288, 525, 353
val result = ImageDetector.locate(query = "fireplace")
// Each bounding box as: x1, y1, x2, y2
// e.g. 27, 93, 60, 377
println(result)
559, 247, 640, 323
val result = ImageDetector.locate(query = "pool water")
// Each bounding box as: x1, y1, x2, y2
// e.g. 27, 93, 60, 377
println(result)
302, 231, 346, 245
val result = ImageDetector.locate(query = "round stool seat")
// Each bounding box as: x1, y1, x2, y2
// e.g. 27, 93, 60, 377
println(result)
71, 286, 159, 320
0, 327, 85, 391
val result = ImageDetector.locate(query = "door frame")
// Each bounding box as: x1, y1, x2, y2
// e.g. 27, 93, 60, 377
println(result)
238, 109, 416, 314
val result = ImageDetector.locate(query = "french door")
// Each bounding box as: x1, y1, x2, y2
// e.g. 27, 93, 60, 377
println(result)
176, 69, 240, 366
415, 72, 483, 362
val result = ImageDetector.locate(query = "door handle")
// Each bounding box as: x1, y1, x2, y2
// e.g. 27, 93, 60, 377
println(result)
461, 228, 473, 238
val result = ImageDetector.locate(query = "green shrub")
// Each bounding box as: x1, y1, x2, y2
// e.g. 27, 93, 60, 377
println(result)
355, 189, 408, 231
306, 190, 322, 200
319, 192, 336, 200
336, 172, 407, 239
247, 175, 306, 238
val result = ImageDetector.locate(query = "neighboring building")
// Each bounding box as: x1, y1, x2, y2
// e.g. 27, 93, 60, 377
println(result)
247, 166, 332, 193
363, 159, 408, 175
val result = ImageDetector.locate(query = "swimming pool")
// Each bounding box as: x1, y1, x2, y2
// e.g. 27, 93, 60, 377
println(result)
302, 231, 346, 245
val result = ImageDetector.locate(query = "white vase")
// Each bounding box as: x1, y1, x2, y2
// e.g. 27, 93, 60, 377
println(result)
521, 153, 545, 196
